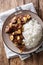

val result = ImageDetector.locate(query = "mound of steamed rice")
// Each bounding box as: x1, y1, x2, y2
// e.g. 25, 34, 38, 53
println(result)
22, 19, 42, 49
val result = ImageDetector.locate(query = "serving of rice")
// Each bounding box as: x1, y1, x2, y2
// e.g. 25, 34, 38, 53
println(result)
22, 19, 42, 49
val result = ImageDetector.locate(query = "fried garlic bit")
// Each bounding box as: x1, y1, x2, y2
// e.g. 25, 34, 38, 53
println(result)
17, 29, 21, 34
17, 18, 21, 24
10, 35, 14, 41
22, 15, 31, 23
11, 16, 17, 24
12, 32, 15, 35
13, 16, 16, 20
17, 36, 20, 40
9, 23, 12, 28
14, 29, 21, 35
5, 26, 9, 33
27, 14, 31, 19
23, 16, 27, 23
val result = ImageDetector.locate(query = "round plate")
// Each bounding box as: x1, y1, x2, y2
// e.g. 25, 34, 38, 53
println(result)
2, 10, 43, 54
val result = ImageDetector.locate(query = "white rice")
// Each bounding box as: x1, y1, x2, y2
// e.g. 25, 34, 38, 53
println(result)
22, 19, 42, 49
